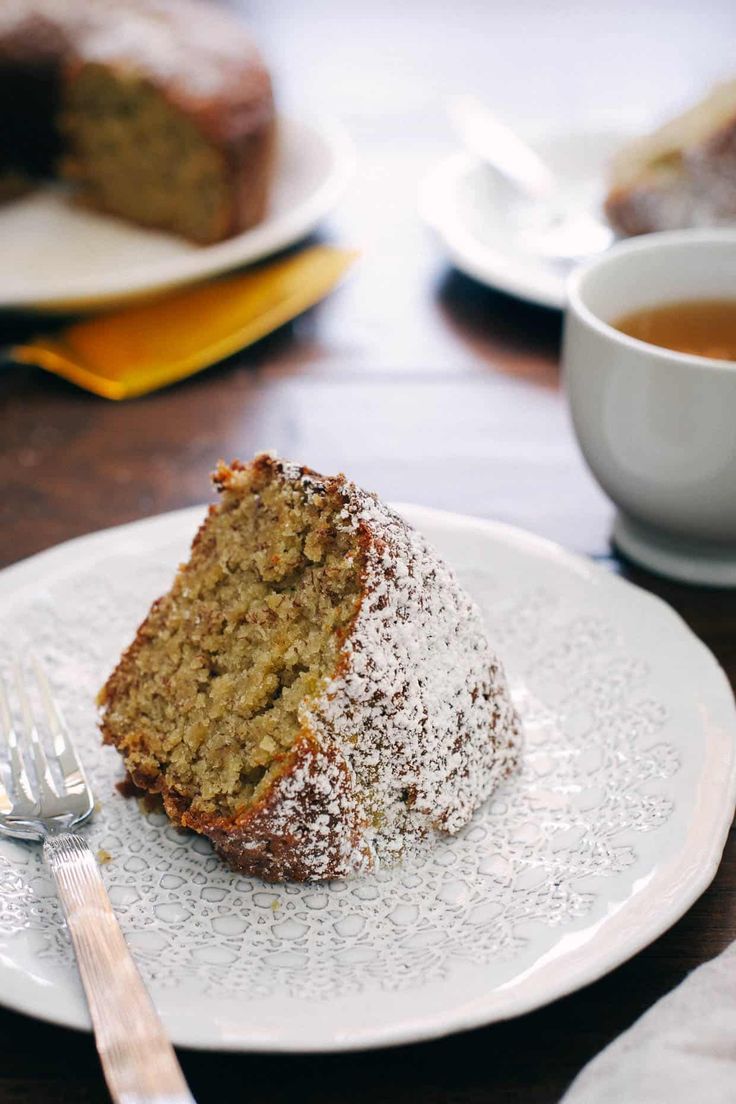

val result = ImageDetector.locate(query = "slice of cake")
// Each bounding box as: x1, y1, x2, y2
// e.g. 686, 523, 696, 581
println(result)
605, 80, 736, 236
99, 455, 520, 882
0, 0, 276, 244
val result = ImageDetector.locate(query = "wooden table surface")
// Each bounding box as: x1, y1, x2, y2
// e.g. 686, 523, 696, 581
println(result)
2, 1, 736, 1101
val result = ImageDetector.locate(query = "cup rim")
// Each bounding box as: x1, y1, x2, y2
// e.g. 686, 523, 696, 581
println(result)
566, 228, 736, 372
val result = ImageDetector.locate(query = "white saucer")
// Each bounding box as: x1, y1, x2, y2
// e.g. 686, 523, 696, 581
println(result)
420, 122, 638, 310
0, 505, 734, 1051
614, 513, 736, 588
0, 115, 354, 312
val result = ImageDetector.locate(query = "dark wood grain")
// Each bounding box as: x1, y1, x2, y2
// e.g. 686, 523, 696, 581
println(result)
2, 1, 736, 1101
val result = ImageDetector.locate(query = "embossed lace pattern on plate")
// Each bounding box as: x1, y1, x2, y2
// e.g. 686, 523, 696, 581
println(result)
0, 544, 678, 1003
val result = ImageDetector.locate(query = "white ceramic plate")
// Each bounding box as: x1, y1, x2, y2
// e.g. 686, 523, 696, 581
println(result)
420, 123, 639, 310
0, 505, 734, 1052
0, 115, 354, 312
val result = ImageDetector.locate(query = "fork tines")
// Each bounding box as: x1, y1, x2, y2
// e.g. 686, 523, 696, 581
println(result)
0, 656, 91, 824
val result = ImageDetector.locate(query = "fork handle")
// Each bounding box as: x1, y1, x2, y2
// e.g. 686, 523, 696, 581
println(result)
44, 833, 196, 1104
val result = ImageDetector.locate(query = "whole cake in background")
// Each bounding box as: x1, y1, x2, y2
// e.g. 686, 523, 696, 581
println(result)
99, 454, 521, 883
0, 0, 276, 243
605, 80, 736, 237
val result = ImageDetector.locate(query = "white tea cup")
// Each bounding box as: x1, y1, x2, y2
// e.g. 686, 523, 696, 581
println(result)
563, 229, 736, 586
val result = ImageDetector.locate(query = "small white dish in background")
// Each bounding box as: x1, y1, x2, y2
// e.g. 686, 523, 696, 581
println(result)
0, 504, 734, 1051
564, 229, 736, 587
420, 122, 638, 310
0, 115, 354, 313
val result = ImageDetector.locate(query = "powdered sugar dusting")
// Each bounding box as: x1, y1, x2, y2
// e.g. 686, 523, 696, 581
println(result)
212, 737, 370, 882
289, 458, 521, 876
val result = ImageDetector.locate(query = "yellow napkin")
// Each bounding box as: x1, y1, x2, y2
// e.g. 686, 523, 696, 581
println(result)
10, 245, 356, 399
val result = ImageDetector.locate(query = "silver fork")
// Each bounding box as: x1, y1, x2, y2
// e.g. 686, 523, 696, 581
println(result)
0, 657, 195, 1104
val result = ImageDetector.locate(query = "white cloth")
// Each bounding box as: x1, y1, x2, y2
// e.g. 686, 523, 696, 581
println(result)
561, 942, 736, 1102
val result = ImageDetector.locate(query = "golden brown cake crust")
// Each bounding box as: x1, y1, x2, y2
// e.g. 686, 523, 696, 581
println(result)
100, 455, 521, 882
164, 739, 368, 884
